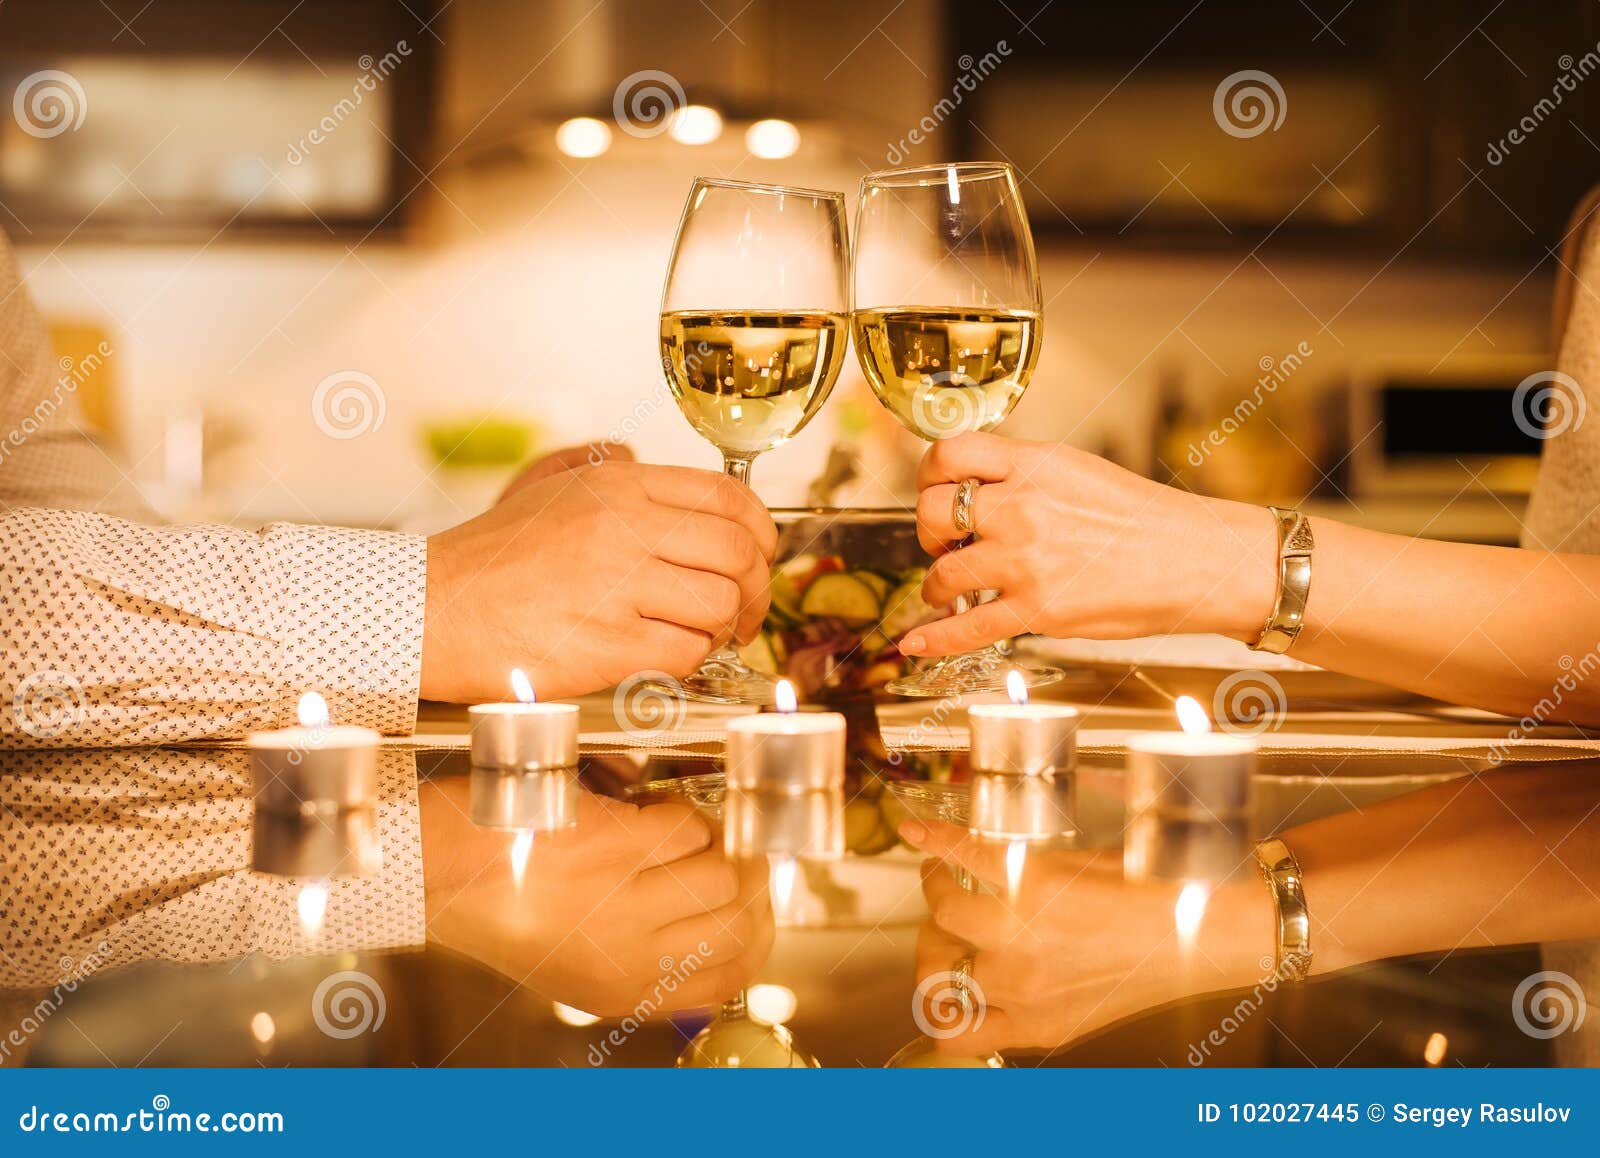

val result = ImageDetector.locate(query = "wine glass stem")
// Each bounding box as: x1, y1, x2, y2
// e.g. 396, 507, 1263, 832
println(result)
702, 455, 757, 665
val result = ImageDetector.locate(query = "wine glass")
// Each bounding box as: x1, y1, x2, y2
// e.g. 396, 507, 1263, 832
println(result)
626, 773, 820, 1068
649, 178, 850, 705
851, 162, 1062, 698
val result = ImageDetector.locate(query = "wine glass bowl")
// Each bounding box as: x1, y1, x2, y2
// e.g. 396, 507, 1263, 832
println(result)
652, 177, 851, 706
851, 162, 1062, 698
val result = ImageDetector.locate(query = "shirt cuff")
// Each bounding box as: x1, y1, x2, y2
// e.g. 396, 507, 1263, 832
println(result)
270, 524, 427, 734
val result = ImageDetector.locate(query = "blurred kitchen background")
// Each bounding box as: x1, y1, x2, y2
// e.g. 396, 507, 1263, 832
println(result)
1, 0, 1592, 542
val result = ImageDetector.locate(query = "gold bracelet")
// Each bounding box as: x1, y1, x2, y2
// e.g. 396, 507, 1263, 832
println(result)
1254, 837, 1312, 982
1250, 506, 1313, 654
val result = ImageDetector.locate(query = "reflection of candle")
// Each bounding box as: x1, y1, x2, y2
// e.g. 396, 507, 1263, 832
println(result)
247, 693, 380, 878
967, 671, 1079, 841
724, 679, 844, 860
1123, 696, 1256, 884
468, 669, 579, 770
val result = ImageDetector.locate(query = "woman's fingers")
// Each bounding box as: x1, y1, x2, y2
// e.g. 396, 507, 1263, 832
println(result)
899, 599, 1027, 656
915, 431, 1019, 490
915, 481, 1018, 554
921, 860, 1025, 947
922, 541, 1011, 608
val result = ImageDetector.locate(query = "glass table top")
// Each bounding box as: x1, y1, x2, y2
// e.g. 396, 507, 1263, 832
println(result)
2, 707, 1597, 1069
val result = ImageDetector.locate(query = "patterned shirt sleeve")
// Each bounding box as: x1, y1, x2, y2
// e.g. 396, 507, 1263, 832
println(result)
0, 232, 428, 745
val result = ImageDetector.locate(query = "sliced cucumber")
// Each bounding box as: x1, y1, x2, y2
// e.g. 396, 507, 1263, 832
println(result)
880, 572, 934, 639
769, 553, 818, 620
800, 572, 882, 626
853, 570, 891, 601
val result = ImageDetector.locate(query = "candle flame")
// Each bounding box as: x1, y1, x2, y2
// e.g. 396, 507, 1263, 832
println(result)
774, 679, 798, 714
296, 880, 329, 937
1175, 695, 1211, 736
1004, 839, 1027, 899
771, 854, 798, 917
946, 163, 961, 205
296, 692, 331, 730
510, 668, 536, 704
509, 831, 534, 889
1174, 880, 1210, 948
1005, 669, 1028, 705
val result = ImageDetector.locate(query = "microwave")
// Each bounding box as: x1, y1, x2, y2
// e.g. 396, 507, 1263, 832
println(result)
1348, 355, 1547, 498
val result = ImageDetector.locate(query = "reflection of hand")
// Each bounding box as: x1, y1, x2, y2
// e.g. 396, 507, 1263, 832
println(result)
422, 459, 777, 702
902, 819, 1267, 1055
422, 779, 774, 1017
901, 432, 1274, 658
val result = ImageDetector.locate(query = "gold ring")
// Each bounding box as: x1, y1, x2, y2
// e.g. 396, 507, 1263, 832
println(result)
953, 478, 980, 535
953, 952, 976, 1002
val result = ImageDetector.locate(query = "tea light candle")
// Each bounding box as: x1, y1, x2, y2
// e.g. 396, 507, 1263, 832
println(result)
468, 668, 579, 770
1123, 696, 1256, 884
469, 764, 581, 832
724, 679, 845, 859
967, 672, 1080, 841
248, 692, 381, 877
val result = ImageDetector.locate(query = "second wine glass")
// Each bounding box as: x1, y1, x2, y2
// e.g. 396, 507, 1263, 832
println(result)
852, 162, 1062, 698
654, 178, 850, 705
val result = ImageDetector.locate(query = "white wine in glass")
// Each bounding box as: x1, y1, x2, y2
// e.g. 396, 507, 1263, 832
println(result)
852, 163, 1061, 698
650, 179, 850, 705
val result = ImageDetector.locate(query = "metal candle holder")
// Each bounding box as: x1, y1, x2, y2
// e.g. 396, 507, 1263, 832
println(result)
723, 712, 845, 860
248, 728, 380, 878
1123, 732, 1256, 883
468, 763, 581, 832
966, 703, 1080, 840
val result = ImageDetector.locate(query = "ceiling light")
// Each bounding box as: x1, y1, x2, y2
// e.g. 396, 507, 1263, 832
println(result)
555, 117, 612, 158
745, 118, 800, 159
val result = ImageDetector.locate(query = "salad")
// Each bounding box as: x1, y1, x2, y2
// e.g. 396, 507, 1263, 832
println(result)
736, 552, 944, 700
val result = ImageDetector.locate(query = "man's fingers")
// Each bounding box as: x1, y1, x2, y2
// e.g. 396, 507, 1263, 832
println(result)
634, 560, 745, 644
589, 797, 713, 867
631, 848, 742, 925
643, 510, 772, 631
915, 431, 1017, 490
501, 442, 634, 500
638, 466, 778, 561
922, 541, 1010, 609
899, 599, 1026, 656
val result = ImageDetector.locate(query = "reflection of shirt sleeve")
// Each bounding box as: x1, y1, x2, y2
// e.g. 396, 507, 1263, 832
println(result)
0, 230, 428, 746
0, 749, 425, 991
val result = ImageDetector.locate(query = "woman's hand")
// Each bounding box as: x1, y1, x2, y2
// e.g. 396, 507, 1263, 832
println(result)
900, 432, 1277, 657
902, 819, 1269, 1055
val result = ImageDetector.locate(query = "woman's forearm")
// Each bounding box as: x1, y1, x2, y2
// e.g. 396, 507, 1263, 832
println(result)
1286, 764, 1600, 975
1203, 498, 1600, 725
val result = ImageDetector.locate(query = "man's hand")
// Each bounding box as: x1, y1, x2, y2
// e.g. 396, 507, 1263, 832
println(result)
421, 460, 776, 702
499, 441, 634, 504
422, 780, 773, 1016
